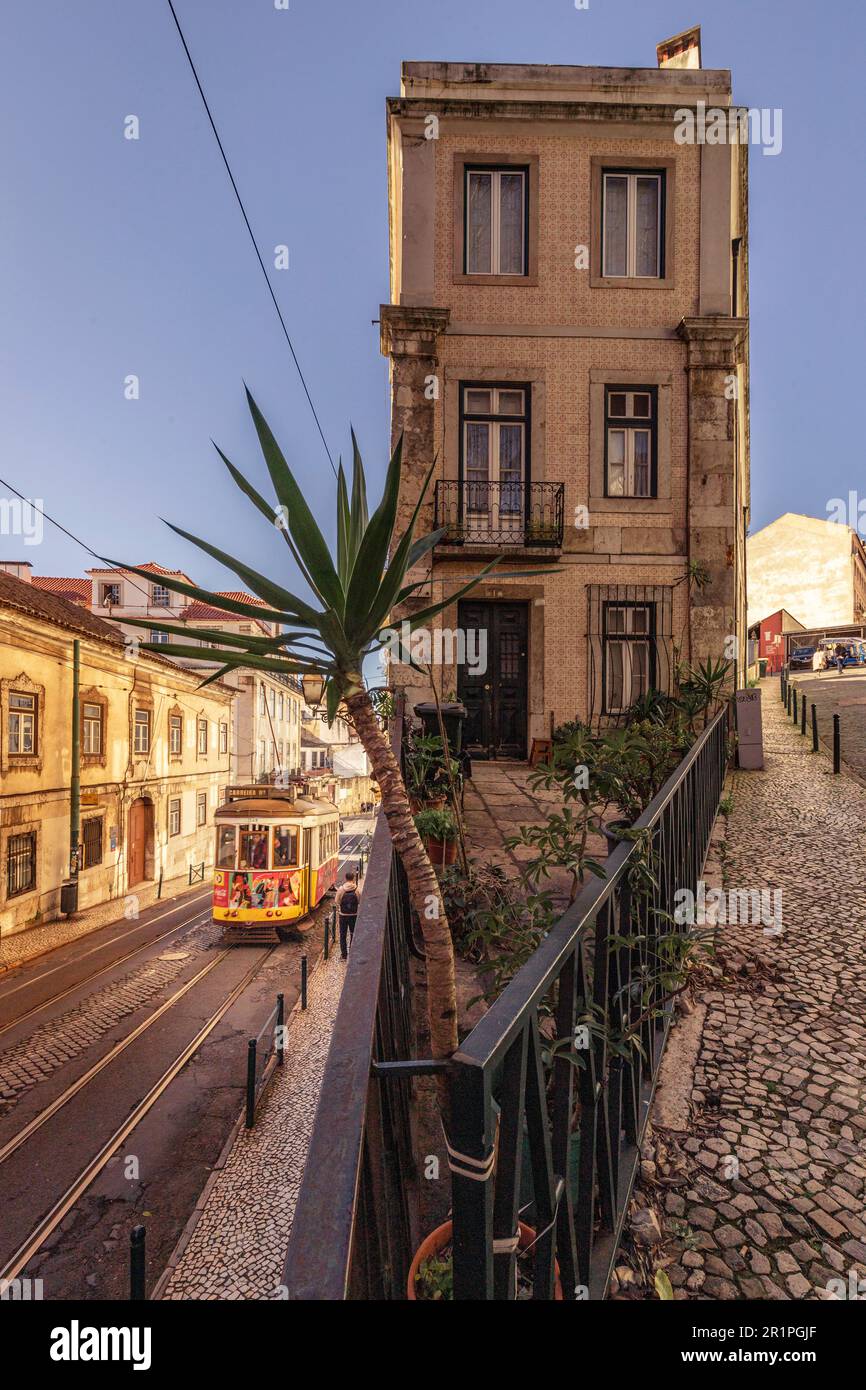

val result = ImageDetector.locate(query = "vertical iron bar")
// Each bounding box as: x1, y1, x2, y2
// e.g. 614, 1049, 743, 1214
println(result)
276, 992, 285, 1063
245, 1038, 257, 1128
833, 714, 841, 773
130, 1225, 146, 1301
301, 955, 308, 1010
449, 1060, 494, 1300
811, 703, 818, 752
800, 693, 806, 735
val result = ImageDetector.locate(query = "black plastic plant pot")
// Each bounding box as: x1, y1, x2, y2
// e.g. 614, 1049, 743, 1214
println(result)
602, 819, 632, 855
413, 701, 467, 755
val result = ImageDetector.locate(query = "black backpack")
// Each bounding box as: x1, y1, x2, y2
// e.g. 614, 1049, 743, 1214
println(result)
340, 888, 359, 916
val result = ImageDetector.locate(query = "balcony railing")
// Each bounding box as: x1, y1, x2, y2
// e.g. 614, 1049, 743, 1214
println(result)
434, 480, 564, 548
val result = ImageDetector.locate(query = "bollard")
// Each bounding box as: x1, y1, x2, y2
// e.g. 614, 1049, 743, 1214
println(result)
300, 955, 308, 1010
786, 684, 793, 717
792, 688, 798, 723
780, 668, 786, 703
323, 910, 329, 961
331, 906, 337, 947
800, 694, 806, 736
245, 1038, 257, 1128
811, 703, 819, 752
833, 714, 841, 774
276, 993, 285, 1064
130, 1225, 146, 1302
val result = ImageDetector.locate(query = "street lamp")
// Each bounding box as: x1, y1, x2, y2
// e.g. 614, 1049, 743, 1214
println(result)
301, 671, 326, 711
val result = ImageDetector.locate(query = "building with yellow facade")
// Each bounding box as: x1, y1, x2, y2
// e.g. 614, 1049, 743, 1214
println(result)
0, 569, 233, 938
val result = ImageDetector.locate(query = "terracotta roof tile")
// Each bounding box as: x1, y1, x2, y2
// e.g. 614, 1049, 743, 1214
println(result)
31, 576, 91, 603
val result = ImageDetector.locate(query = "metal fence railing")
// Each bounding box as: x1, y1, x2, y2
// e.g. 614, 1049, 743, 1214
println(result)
245, 993, 286, 1129
447, 705, 729, 1299
283, 702, 420, 1299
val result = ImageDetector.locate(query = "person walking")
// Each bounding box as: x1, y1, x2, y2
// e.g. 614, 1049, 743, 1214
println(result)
334, 870, 360, 960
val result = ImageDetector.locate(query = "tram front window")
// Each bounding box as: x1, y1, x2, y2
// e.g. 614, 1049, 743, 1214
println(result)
273, 826, 298, 868
239, 825, 269, 870
216, 825, 236, 869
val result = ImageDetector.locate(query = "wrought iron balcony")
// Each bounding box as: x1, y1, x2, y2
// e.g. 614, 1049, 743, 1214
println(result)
434, 480, 564, 548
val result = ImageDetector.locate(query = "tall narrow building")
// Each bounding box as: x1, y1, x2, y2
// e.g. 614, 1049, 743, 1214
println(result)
381, 26, 749, 757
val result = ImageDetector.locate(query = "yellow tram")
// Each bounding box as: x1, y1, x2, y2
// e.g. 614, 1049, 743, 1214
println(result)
212, 785, 340, 940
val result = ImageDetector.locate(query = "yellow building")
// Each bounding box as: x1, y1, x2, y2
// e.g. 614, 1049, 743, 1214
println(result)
747, 514, 866, 631
0, 570, 233, 938
382, 26, 750, 754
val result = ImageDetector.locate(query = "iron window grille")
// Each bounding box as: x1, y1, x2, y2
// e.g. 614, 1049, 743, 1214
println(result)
81, 817, 103, 869
7, 831, 36, 898
588, 585, 673, 725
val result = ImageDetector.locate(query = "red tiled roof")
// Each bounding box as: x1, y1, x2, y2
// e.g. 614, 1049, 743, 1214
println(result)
31, 576, 91, 604
214, 591, 269, 607
0, 571, 124, 646
85, 562, 189, 577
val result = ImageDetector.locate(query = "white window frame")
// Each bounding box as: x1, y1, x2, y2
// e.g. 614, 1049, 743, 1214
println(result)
604, 605, 653, 714
602, 171, 663, 279
465, 168, 527, 276
196, 791, 207, 827
219, 721, 228, 755
82, 701, 102, 755
133, 708, 150, 755
9, 691, 37, 755
606, 390, 654, 499
197, 718, 208, 755
169, 798, 181, 837
169, 714, 183, 755
151, 583, 171, 607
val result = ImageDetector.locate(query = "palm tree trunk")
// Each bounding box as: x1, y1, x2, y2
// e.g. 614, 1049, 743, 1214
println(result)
345, 690, 459, 1067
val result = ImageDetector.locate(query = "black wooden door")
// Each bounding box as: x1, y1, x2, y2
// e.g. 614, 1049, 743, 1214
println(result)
458, 601, 528, 759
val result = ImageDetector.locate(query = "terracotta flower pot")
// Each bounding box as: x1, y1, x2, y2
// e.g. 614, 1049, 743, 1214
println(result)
425, 836, 457, 866
407, 1219, 563, 1300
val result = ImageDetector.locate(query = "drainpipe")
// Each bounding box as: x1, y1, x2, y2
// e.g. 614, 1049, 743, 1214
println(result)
62, 639, 81, 916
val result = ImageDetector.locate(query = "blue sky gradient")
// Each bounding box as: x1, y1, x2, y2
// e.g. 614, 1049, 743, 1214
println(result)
3, 0, 862, 596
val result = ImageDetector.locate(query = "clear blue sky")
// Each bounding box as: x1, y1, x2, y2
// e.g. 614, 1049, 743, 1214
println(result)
2, 0, 862, 593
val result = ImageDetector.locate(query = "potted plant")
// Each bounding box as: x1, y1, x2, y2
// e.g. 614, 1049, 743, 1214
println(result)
405, 733, 457, 812
414, 806, 458, 866
407, 1220, 563, 1300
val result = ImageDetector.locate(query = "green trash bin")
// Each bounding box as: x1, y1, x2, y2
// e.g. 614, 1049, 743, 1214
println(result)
413, 701, 467, 755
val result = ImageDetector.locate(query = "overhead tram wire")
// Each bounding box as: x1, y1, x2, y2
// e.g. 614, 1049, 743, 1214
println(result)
164, 0, 337, 479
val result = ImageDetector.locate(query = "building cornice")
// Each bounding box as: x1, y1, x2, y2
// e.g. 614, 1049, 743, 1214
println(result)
380, 304, 450, 358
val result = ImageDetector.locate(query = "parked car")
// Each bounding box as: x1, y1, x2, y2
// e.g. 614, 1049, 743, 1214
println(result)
789, 646, 817, 671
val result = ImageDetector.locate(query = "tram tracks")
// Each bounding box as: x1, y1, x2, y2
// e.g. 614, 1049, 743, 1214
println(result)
0, 890, 213, 1040
0, 945, 277, 1285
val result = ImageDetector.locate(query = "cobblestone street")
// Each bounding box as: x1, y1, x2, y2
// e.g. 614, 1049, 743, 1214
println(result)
631, 679, 866, 1300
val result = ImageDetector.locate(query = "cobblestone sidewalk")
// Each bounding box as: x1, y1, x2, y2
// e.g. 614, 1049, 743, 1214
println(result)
157, 945, 346, 1300
627, 679, 866, 1301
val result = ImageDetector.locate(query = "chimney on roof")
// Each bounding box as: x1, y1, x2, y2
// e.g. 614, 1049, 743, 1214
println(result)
657, 25, 702, 70
0, 561, 33, 582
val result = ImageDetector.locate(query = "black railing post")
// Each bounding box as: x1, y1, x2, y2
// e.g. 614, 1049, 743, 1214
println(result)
811, 703, 819, 752
130, 1225, 146, 1301
323, 910, 329, 961
786, 683, 793, 717
800, 693, 806, 736
449, 1060, 494, 1300
301, 955, 308, 1010
833, 714, 841, 773
780, 667, 786, 703
245, 1038, 257, 1128
792, 688, 798, 723
276, 993, 285, 1064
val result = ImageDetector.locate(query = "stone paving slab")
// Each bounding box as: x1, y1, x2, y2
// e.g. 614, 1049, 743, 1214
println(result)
623, 679, 866, 1301
463, 760, 608, 910
157, 944, 346, 1300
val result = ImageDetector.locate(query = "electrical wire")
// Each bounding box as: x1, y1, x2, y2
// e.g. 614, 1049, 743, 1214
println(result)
164, 0, 337, 478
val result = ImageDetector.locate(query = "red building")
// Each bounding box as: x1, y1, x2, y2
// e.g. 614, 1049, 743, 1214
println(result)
748, 608, 806, 675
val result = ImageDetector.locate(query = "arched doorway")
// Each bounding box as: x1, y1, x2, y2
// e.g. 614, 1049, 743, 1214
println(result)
128, 797, 154, 886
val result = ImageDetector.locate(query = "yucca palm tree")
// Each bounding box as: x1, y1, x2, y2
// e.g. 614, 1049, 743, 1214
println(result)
112, 389, 551, 1068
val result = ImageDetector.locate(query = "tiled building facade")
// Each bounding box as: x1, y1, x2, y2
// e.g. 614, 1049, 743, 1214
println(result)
382, 29, 750, 757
